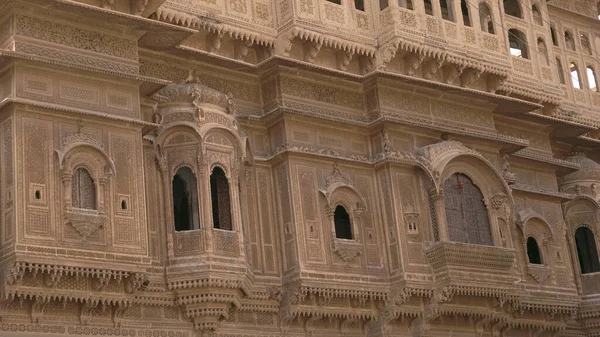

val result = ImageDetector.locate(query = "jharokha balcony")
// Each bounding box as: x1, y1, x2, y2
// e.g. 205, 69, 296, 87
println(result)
424, 241, 517, 288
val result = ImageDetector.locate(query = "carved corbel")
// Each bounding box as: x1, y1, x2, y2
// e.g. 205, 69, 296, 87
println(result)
112, 303, 131, 327
340, 317, 357, 334
154, 144, 168, 174
124, 273, 149, 293
79, 301, 98, 325
500, 152, 516, 184
376, 41, 400, 70
132, 0, 148, 15
410, 317, 432, 337
423, 58, 445, 80
491, 321, 510, 337
443, 64, 464, 85
303, 41, 323, 63
304, 314, 322, 336
206, 32, 224, 54
43, 269, 62, 288
336, 50, 354, 71
234, 40, 254, 61
487, 74, 504, 93
6, 264, 25, 285
93, 274, 111, 291
474, 317, 493, 337
461, 68, 483, 87
30, 298, 48, 323
405, 53, 425, 76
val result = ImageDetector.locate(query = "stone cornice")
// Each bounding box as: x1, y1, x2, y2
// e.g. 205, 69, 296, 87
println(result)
512, 184, 575, 200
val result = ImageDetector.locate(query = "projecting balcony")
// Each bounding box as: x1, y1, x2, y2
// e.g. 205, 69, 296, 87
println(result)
424, 241, 516, 288
377, 3, 511, 90
580, 272, 600, 295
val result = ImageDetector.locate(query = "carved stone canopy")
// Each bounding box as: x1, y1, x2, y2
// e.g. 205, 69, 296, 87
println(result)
562, 153, 600, 185
152, 77, 235, 114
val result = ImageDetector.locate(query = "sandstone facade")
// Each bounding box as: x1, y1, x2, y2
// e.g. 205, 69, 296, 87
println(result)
0, 0, 600, 336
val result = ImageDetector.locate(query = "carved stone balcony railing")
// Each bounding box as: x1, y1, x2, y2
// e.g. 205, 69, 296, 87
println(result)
581, 272, 600, 295
174, 230, 204, 258
424, 241, 516, 288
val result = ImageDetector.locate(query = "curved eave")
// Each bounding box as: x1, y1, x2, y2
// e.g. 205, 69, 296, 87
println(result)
511, 184, 574, 201
512, 149, 581, 175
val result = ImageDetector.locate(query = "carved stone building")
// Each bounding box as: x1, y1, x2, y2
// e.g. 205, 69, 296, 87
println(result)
1, 0, 600, 335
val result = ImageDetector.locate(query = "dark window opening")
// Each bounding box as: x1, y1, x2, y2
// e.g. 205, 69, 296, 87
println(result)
564, 31, 575, 50
527, 237, 542, 264
172, 167, 199, 231
424, 0, 434, 15
121, 200, 127, 210
72, 167, 96, 210
461, 0, 471, 26
575, 227, 600, 274
355, 0, 365, 10
503, 0, 522, 17
398, 0, 414, 9
443, 173, 493, 246
334, 205, 353, 239
210, 167, 232, 230
531, 5, 542, 25
327, 0, 342, 4
34, 190, 41, 200
380, 0, 389, 9
441, 0, 454, 20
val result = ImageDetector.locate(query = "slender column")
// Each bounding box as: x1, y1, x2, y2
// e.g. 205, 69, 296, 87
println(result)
430, 188, 449, 241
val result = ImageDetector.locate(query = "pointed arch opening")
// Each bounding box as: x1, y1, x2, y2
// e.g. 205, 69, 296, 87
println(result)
587, 66, 598, 91
581, 33, 592, 54
334, 205, 353, 239
550, 25, 558, 46
557, 58, 566, 84
575, 227, 600, 274
537, 38, 548, 65
479, 2, 494, 33
460, 0, 471, 26
210, 167, 232, 231
531, 4, 542, 25
571, 62, 582, 89
443, 173, 493, 246
527, 237, 542, 264
424, 0, 434, 15
508, 29, 529, 58
72, 167, 96, 210
172, 166, 200, 231
565, 31, 576, 51
503, 0, 522, 17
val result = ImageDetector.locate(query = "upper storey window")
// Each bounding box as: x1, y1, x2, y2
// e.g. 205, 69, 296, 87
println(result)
565, 31, 576, 51
550, 25, 558, 46
571, 62, 582, 89
172, 167, 200, 231
531, 4, 542, 25
508, 29, 529, 58
575, 227, 600, 274
441, 0, 454, 21
479, 2, 495, 33
503, 0, 522, 18
210, 167, 233, 231
72, 167, 96, 210
424, 0, 434, 15
581, 33, 592, 54
587, 66, 598, 91
461, 0, 471, 26
537, 38, 549, 65
527, 237, 542, 264
354, 0, 365, 10
443, 173, 493, 246
334, 205, 353, 239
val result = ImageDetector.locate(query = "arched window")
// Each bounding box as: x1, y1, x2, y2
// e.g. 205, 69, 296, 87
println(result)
441, 0, 454, 20
172, 167, 199, 231
587, 66, 598, 91
575, 227, 600, 274
380, 0, 388, 9
508, 29, 529, 58
479, 2, 494, 34
461, 0, 471, 26
531, 4, 542, 25
334, 205, 353, 239
565, 31, 576, 51
581, 33, 592, 54
503, 0, 522, 17
550, 25, 558, 46
557, 58, 566, 84
570, 62, 582, 89
443, 173, 493, 246
537, 38, 548, 65
210, 167, 232, 230
424, 0, 434, 15
527, 237, 542, 264
72, 167, 96, 210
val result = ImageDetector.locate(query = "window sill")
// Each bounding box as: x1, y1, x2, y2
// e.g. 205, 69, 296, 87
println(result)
65, 208, 106, 239
424, 241, 515, 272
526, 263, 551, 284
332, 238, 362, 263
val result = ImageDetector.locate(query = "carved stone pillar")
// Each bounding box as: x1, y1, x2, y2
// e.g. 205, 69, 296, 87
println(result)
430, 189, 449, 241
199, 164, 214, 253
97, 175, 109, 214
61, 170, 72, 210
229, 174, 245, 258
159, 163, 175, 260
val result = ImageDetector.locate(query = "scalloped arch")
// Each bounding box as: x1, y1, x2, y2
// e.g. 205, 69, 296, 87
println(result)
56, 143, 116, 175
